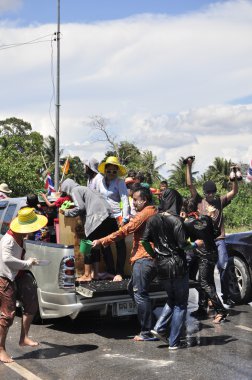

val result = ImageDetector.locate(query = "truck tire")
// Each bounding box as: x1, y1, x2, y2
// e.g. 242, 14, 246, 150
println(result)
227, 256, 252, 303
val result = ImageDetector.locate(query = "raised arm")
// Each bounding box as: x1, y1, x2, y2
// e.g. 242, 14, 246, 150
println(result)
226, 177, 238, 202
186, 158, 197, 198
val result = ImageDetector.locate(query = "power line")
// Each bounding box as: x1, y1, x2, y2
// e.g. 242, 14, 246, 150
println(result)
0, 34, 54, 51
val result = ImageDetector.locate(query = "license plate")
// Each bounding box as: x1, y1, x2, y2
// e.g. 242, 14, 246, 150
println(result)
113, 301, 137, 316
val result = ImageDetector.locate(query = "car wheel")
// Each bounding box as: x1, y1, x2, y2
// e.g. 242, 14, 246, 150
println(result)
227, 256, 252, 303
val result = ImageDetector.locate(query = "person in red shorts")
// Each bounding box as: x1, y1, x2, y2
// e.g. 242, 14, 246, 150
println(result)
0, 207, 48, 363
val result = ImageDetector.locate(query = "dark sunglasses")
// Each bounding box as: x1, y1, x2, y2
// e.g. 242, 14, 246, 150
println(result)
106, 170, 118, 174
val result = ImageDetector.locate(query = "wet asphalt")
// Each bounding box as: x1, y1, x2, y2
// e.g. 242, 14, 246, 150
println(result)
1, 284, 252, 380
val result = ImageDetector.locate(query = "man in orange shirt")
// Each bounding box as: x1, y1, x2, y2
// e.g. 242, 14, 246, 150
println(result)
93, 187, 158, 341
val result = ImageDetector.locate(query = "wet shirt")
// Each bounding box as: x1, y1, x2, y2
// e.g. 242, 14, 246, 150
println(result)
93, 176, 130, 220
99, 205, 157, 264
194, 193, 229, 239
142, 212, 187, 256
0, 233, 30, 281
183, 214, 217, 254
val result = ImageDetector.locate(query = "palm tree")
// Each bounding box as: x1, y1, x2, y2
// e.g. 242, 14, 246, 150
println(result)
168, 156, 198, 188
42, 135, 63, 171
205, 157, 232, 189
139, 150, 166, 184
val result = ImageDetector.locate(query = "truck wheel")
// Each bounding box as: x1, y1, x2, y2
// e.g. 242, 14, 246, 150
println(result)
227, 256, 252, 303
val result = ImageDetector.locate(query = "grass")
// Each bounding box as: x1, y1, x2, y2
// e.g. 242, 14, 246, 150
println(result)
226, 226, 251, 234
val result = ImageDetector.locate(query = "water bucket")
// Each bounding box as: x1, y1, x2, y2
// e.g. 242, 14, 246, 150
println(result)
80, 239, 92, 256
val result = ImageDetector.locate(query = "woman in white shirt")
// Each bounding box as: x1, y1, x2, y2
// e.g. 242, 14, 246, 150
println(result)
94, 156, 130, 281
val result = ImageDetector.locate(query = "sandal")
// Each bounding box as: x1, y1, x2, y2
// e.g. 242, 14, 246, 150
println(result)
133, 334, 159, 342
213, 313, 228, 324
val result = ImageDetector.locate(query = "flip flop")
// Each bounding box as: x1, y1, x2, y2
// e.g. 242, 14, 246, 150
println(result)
213, 313, 228, 324
133, 335, 159, 342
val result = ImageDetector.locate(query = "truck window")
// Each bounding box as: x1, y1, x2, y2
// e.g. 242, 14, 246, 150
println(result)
1, 203, 17, 235
0, 201, 8, 222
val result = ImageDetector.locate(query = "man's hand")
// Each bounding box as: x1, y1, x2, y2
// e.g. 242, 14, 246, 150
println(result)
92, 239, 101, 248
27, 258, 38, 267
187, 157, 194, 167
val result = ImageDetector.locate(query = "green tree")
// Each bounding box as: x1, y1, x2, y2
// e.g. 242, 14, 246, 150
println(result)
104, 141, 141, 167
168, 156, 198, 189
61, 156, 86, 185
0, 117, 45, 196
223, 183, 252, 229
204, 157, 232, 189
139, 150, 165, 184
0, 117, 32, 136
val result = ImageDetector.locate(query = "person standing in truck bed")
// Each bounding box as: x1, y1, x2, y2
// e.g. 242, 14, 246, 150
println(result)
94, 156, 130, 281
59, 179, 116, 282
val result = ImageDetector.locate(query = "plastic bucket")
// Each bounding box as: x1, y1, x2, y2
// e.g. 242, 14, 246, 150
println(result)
80, 239, 92, 255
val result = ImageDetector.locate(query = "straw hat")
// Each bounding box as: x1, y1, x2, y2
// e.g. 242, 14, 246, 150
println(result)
10, 207, 48, 234
98, 156, 127, 177
0, 183, 12, 194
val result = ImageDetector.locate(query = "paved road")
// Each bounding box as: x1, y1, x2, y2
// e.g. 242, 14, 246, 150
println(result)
1, 287, 252, 380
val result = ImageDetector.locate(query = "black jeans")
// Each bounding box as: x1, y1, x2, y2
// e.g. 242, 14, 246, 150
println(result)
198, 254, 226, 314
87, 217, 126, 276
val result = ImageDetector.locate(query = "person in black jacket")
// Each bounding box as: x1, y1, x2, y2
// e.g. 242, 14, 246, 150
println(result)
183, 198, 228, 324
142, 188, 189, 350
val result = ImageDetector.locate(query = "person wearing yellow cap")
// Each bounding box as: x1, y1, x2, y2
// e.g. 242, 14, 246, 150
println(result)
0, 208, 48, 363
94, 156, 130, 281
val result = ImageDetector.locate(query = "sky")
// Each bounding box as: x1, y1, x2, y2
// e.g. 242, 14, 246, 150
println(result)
0, 0, 252, 178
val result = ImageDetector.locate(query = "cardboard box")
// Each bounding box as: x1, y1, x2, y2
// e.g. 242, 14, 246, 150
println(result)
59, 212, 81, 245
59, 213, 133, 277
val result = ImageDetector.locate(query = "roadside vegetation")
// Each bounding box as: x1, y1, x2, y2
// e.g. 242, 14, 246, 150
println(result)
0, 117, 251, 232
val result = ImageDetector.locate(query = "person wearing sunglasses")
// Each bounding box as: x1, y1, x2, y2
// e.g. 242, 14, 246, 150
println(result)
186, 157, 239, 313
94, 156, 130, 281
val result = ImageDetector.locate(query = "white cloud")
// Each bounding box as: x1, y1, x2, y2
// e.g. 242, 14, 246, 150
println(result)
0, 0, 252, 176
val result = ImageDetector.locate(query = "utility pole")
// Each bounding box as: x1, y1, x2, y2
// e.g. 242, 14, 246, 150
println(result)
54, 0, 60, 190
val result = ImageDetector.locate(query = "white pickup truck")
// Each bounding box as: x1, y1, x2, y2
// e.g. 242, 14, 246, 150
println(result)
0, 197, 169, 320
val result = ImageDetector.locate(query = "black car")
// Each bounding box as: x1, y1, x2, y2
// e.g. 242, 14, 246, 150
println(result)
225, 231, 252, 303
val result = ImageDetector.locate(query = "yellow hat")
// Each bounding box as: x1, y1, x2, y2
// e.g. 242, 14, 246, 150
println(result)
10, 207, 48, 234
98, 156, 127, 177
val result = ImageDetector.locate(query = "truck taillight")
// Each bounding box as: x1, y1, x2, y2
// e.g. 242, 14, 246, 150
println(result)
58, 256, 76, 289
65, 258, 75, 267
65, 269, 74, 276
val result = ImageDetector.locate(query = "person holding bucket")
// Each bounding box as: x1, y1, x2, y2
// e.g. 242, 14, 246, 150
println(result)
0, 207, 48, 363
60, 179, 114, 282
92, 187, 158, 341
94, 156, 130, 281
